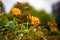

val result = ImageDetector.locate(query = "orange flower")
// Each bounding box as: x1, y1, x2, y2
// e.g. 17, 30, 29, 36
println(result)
27, 13, 32, 20
27, 13, 40, 26
48, 22, 54, 26
11, 8, 21, 16
31, 16, 40, 26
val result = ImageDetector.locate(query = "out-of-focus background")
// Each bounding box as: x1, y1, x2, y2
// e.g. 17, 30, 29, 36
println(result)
2, 0, 60, 13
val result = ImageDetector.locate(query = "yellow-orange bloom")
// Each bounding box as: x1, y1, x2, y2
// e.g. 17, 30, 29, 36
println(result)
31, 16, 40, 26
11, 8, 21, 16
27, 13, 40, 26
48, 22, 54, 26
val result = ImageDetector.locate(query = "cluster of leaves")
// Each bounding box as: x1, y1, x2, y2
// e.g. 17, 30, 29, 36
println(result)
0, 13, 48, 40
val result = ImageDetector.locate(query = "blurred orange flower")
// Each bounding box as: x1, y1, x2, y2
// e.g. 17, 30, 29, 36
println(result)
48, 22, 54, 26
27, 13, 32, 20
11, 8, 21, 16
27, 13, 40, 26
31, 16, 40, 26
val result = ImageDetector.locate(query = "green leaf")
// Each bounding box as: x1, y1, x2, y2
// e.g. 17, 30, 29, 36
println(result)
0, 14, 9, 25
21, 24, 25, 30
5, 21, 16, 29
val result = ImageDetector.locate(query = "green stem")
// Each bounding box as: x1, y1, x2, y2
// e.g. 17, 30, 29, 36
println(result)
27, 21, 29, 29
